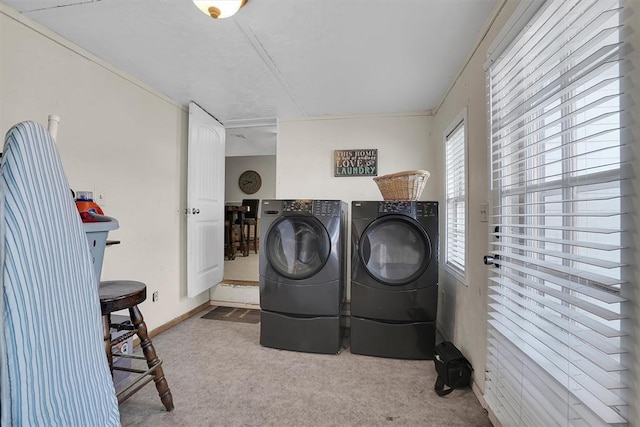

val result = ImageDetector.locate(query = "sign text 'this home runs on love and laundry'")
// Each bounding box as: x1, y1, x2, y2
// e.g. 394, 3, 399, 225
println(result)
334, 149, 378, 177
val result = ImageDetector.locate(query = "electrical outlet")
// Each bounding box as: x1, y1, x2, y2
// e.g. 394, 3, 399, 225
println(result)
480, 202, 488, 222
152, 291, 158, 302
94, 187, 107, 207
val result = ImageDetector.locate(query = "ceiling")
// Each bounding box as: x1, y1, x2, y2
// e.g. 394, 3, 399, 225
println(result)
2, 0, 498, 152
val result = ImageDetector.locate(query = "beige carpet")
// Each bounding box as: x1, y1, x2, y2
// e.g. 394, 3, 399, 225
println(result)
118, 307, 491, 426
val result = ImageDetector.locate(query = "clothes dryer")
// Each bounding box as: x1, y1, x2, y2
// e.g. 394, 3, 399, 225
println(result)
259, 199, 347, 354
350, 200, 438, 359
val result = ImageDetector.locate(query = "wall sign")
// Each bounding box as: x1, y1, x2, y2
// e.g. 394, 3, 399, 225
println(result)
334, 149, 378, 177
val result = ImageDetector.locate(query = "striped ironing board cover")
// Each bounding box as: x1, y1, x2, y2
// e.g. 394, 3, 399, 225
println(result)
0, 121, 120, 425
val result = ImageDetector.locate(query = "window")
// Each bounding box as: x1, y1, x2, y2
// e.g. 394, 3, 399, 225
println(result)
445, 115, 466, 279
484, 0, 633, 425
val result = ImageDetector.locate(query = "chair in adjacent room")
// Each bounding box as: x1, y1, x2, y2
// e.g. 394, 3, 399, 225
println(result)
227, 204, 249, 258
0, 121, 120, 425
239, 198, 259, 253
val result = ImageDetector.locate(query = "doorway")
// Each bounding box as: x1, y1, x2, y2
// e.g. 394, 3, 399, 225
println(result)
223, 154, 276, 283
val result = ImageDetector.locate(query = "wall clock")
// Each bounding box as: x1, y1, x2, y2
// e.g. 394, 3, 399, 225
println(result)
238, 170, 262, 194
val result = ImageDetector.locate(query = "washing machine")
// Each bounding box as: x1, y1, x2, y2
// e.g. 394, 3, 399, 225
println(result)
259, 199, 347, 354
350, 200, 438, 359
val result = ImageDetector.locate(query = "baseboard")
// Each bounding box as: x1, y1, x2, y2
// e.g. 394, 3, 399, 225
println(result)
145, 301, 212, 341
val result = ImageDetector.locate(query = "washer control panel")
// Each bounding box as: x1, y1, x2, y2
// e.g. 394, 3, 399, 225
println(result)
280, 200, 342, 217
282, 200, 313, 213
313, 200, 341, 217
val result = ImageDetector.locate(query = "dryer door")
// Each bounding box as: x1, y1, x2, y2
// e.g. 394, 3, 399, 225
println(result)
359, 215, 431, 285
265, 215, 331, 280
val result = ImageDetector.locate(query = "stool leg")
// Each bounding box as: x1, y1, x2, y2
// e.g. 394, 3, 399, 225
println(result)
103, 314, 114, 372
129, 305, 174, 411
252, 223, 258, 254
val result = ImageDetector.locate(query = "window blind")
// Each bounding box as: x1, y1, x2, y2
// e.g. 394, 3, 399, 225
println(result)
484, 0, 632, 425
445, 120, 466, 277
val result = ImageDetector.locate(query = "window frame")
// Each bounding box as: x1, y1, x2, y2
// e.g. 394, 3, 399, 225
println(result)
444, 108, 468, 283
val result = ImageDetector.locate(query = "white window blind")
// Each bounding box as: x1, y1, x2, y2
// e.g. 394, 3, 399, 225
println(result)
445, 120, 466, 277
485, 0, 633, 425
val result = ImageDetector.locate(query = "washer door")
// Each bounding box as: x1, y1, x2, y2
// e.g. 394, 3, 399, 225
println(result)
265, 215, 331, 280
359, 215, 431, 285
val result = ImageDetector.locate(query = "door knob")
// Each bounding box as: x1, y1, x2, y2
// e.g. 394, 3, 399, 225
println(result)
192, 208, 200, 214
484, 254, 500, 267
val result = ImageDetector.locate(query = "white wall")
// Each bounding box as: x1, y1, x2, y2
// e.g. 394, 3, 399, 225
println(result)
277, 114, 437, 301
0, 5, 209, 331
277, 115, 437, 202
225, 155, 276, 204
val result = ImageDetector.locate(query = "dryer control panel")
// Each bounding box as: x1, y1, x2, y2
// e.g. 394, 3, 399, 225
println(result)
416, 201, 438, 218
377, 201, 438, 218
379, 201, 413, 215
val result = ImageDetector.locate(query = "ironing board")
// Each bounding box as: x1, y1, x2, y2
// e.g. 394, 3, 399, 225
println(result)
0, 121, 120, 425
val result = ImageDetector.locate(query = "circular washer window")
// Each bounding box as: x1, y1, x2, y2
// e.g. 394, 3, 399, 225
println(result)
359, 216, 431, 285
265, 216, 331, 280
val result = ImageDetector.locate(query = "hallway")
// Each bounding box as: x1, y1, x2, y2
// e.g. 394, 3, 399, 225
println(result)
224, 249, 259, 284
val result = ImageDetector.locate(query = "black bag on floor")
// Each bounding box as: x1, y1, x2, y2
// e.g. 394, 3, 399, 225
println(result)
434, 341, 473, 396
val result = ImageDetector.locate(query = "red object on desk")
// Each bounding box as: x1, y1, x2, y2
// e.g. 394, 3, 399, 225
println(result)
76, 201, 104, 222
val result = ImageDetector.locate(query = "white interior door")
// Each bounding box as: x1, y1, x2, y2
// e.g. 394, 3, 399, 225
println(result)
187, 102, 225, 298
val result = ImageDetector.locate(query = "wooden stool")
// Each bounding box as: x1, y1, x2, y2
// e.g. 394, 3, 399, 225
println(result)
99, 280, 174, 411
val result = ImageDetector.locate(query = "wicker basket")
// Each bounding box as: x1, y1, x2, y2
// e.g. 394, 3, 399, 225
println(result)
373, 170, 430, 201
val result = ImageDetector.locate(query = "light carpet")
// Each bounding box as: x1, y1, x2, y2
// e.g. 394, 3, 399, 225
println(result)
118, 307, 491, 426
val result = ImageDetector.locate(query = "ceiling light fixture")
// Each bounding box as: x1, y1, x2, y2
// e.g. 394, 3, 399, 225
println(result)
193, 0, 247, 19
